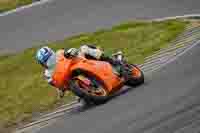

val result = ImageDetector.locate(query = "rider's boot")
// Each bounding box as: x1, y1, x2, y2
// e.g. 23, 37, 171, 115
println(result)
100, 51, 131, 81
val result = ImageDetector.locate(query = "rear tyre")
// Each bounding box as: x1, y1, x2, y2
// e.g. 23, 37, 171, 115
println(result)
126, 64, 144, 86
69, 74, 110, 105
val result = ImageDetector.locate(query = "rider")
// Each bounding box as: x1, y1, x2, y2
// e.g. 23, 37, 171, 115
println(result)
35, 44, 130, 98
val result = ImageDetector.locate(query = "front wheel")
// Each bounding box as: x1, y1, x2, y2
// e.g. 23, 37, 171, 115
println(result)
126, 64, 144, 86
69, 74, 110, 104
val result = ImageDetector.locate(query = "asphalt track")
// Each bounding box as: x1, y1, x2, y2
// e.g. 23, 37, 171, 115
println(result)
1, 0, 200, 53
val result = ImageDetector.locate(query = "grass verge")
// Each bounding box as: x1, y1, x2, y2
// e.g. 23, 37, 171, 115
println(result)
0, 0, 33, 13
0, 20, 187, 132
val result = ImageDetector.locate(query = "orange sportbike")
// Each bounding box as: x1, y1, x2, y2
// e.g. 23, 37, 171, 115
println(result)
51, 51, 144, 104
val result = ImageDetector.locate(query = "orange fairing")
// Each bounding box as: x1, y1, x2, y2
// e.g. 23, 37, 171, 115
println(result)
71, 58, 122, 92
51, 51, 122, 93
51, 50, 72, 89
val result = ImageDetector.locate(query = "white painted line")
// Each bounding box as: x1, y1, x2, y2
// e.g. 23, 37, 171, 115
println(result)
39, 102, 80, 119
170, 32, 200, 46
142, 55, 173, 70
145, 43, 191, 62
141, 35, 198, 68
145, 37, 199, 61
17, 102, 80, 130
0, 0, 51, 17
154, 14, 200, 21
146, 40, 200, 74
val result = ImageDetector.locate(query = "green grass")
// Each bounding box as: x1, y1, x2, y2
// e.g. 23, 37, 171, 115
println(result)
0, 0, 33, 13
0, 20, 187, 131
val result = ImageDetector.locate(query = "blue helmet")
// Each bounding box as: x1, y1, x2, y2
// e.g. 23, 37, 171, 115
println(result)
36, 46, 55, 67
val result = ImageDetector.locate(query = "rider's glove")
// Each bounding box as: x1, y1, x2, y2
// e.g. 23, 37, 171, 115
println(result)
56, 88, 65, 98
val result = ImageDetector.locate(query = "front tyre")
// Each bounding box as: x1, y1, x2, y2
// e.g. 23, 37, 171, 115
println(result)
126, 64, 144, 86
69, 74, 110, 104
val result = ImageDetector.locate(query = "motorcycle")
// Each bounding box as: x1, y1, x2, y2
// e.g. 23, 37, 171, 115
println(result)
51, 51, 144, 104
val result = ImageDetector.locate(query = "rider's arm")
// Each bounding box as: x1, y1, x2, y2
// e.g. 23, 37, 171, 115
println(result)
79, 45, 103, 59
44, 69, 53, 84
44, 69, 67, 98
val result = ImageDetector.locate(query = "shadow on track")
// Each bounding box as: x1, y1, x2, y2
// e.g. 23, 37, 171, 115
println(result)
69, 83, 146, 114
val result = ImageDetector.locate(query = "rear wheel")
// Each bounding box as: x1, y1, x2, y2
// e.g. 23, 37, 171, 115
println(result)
69, 74, 110, 104
126, 64, 144, 86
